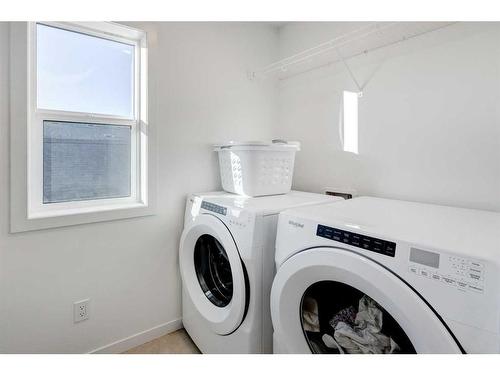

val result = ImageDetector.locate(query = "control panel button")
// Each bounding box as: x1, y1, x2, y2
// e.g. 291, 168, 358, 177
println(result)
372, 240, 384, 253
469, 261, 484, 269
431, 273, 441, 282
385, 242, 396, 254
468, 273, 483, 282
361, 238, 371, 250
342, 232, 350, 244
351, 234, 361, 247
467, 284, 484, 293
468, 267, 483, 274
441, 276, 457, 286
419, 269, 430, 278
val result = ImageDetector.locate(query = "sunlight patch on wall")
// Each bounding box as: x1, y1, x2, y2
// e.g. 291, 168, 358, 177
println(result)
342, 90, 359, 154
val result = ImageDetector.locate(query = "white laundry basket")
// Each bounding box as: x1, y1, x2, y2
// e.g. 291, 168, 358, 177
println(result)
214, 140, 300, 197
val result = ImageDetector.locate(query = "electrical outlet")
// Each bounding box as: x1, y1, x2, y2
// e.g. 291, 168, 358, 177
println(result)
73, 299, 90, 323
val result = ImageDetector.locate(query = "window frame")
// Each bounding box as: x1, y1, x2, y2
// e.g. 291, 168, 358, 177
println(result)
10, 22, 156, 232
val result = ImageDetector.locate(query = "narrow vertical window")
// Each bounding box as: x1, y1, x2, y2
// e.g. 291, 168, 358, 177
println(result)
342, 91, 359, 154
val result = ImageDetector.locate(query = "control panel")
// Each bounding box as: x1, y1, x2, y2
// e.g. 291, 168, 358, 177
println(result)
201, 201, 227, 216
316, 224, 396, 257
408, 247, 485, 294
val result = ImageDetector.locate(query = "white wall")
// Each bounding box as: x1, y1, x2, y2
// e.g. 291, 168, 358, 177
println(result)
276, 22, 500, 211
0, 22, 278, 353
2, 20, 498, 354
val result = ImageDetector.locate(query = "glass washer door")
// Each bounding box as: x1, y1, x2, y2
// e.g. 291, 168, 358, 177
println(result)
270, 247, 463, 354
300, 280, 416, 353
194, 234, 234, 307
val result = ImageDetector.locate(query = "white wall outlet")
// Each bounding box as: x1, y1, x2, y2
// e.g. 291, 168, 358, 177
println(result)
73, 299, 90, 323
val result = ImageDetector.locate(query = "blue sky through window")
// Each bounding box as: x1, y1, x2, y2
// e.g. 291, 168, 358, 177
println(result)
37, 23, 134, 118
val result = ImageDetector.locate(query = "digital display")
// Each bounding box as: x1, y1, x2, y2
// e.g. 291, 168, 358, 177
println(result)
316, 224, 396, 257
409, 248, 440, 268
201, 201, 227, 216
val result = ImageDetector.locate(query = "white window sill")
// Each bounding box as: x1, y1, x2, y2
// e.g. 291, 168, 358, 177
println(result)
28, 201, 149, 220
11, 202, 155, 233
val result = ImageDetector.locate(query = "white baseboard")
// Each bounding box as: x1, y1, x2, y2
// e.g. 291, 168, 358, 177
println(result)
89, 318, 183, 354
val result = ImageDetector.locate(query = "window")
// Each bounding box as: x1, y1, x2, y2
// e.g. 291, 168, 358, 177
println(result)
10, 22, 154, 232
341, 91, 359, 154
43, 121, 131, 204
36, 23, 135, 117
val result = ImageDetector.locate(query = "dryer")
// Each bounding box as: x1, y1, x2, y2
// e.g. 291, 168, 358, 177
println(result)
271, 197, 500, 354
179, 191, 341, 353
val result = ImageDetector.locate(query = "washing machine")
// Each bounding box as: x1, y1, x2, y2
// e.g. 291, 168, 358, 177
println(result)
271, 197, 500, 354
179, 191, 341, 353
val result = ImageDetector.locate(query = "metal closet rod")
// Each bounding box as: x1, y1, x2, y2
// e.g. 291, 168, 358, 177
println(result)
251, 22, 456, 79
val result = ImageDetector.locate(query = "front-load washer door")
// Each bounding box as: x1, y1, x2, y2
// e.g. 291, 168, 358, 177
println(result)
271, 247, 463, 354
180, 214, 247, 335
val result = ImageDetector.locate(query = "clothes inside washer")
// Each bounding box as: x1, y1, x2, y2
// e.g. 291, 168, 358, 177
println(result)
329, 305, 356, 329
302, 297, 320, 332
321, 333, 345, 354
331, 295, 400, 354
301, 281, 415, 354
